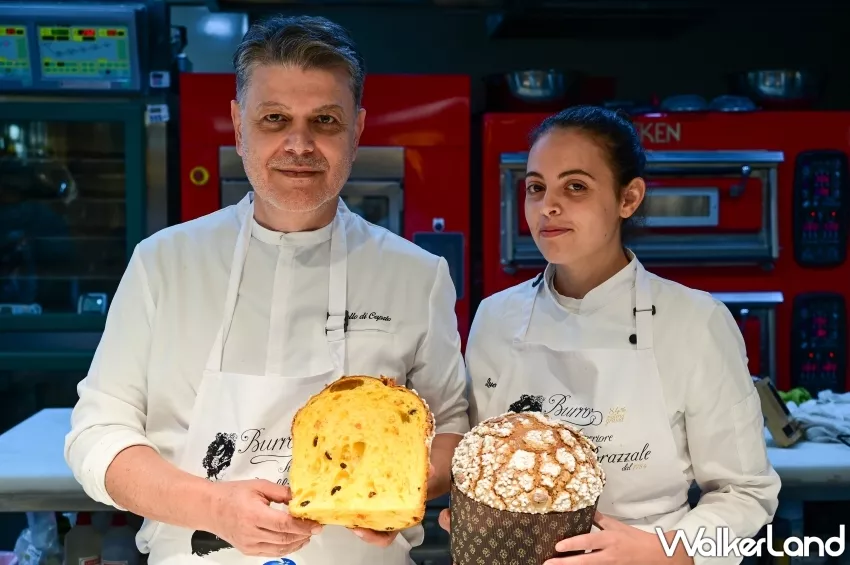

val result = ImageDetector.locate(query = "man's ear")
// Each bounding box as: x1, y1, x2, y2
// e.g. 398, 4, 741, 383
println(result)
353, 107, 366, 149
231, 100, 243, 156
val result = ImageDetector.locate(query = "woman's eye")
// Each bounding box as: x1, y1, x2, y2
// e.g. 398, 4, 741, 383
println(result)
526, 184, 543, 194
566, 182, 586, 192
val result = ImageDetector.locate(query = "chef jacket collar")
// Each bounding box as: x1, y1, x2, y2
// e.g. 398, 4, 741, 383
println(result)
540, 248, 638, 316
248, 195, 349, 247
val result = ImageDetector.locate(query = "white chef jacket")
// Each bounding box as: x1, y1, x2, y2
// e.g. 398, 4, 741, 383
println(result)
466, 254, 781, 560
64, 199, 470, 528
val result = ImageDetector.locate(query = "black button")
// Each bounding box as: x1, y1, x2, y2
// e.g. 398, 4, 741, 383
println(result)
629, 334, 637, 344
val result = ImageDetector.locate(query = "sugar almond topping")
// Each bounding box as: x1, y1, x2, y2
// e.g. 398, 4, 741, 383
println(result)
451, 412, 605, 514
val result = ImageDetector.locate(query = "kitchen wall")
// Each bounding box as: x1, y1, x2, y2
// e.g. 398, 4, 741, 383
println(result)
171, 2, 850, 112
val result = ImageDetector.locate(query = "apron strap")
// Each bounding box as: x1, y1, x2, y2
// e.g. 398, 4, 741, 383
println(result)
632, 263, 655, 350
205, 194, 255, 373
325, 203, 349, 378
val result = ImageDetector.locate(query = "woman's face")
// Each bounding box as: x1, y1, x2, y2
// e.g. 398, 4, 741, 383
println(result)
524, 128, 639, 266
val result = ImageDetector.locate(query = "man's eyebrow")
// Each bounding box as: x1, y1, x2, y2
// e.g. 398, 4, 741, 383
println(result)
312, 104, 345, 114
255, 101, 289, 111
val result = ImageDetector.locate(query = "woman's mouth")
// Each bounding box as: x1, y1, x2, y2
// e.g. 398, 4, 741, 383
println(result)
539, 227, 572, 238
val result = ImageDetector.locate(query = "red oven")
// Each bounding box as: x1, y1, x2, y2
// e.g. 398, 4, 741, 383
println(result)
179, 73, 472, 341
483, 111, 850, 393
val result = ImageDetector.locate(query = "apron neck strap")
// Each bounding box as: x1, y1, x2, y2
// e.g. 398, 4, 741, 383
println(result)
324, 203, 348, 343
632, 262, 655, 350
205, 195, 349, 374
515, 259, 656, 350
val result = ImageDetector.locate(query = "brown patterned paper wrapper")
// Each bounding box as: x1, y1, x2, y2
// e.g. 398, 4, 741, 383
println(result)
450, 481, 598, 565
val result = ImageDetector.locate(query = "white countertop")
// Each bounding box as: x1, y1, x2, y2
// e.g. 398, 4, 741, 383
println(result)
1, 408, 850, 513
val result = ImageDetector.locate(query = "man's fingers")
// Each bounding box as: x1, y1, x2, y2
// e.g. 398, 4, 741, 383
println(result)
428, 464, 436, 478
438, 508, 450, 532
555, 532, 608, 553
255, 527, 311, 546
593, 511, 623, 531
255, 480, 293, 504
258, 506, 322, 536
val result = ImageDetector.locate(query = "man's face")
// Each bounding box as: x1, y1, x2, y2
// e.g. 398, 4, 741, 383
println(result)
231, 64, 365, 213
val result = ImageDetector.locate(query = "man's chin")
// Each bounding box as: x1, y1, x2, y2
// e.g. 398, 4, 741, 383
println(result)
259, 189, 338, 214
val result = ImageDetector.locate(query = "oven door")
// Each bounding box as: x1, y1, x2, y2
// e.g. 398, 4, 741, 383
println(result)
219, 146, 405, 236
0, 100, 147, 371
711, 291, 783, 383
500, 151, 783, 273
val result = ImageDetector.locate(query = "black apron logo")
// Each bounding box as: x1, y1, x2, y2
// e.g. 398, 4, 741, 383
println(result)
508, 394, 544, 413
202, 432, 237, 481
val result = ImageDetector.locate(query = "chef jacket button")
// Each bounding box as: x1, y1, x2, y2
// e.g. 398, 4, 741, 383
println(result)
629, 334, 637, 344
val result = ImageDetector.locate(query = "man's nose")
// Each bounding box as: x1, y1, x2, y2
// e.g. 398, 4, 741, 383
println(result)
281, 121, 315, 155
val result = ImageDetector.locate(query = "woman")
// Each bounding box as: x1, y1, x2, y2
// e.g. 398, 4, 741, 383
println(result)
441, 106, 781, 565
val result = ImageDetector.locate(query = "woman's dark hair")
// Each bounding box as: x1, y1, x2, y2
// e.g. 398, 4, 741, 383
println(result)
528, 105, 647, 239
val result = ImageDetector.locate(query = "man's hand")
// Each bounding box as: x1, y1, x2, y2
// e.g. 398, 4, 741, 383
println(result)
349, 464, 436, 547
543, 512, 695, 565
210, 479, 323, 557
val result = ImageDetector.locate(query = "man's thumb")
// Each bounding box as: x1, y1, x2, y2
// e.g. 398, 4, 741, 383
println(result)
257, 481, 292, 504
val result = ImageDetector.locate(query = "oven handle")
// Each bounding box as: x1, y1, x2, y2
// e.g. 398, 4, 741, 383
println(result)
648, 164, 752, 198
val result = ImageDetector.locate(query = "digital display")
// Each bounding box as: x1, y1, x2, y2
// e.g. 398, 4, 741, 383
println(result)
0, 25, 32, 85
37, 24, 131, 84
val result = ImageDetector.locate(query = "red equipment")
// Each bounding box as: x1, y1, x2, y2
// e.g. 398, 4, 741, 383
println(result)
482, 111, 850, 393
179, 73, 472, 341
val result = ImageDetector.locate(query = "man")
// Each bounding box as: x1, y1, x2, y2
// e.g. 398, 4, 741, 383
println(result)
65, 15, 469, 565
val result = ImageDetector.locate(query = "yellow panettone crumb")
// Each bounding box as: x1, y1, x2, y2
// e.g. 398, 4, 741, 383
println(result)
289, 376, 435, 531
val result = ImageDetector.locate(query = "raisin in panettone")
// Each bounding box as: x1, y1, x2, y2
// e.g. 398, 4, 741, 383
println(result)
289, 376, 435, 532
449, 412, 606, 565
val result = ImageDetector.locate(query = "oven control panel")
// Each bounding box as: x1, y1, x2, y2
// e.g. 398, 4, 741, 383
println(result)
791, 293, 847, 393
793, 150, 848, 267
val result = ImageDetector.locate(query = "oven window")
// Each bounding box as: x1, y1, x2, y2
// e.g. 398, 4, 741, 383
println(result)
0, 120, 125, 315
642, 189, 719, 227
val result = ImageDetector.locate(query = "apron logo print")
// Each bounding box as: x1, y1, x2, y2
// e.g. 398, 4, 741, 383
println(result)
346, 310, 393, 322
508, 394, 544, 413
190, 530, 233, 557
485, 378, 497, 389
202, 432, 237, 481
604, 406, 627, 424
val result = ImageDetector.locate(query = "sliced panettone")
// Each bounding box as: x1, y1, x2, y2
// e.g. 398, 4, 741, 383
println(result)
289, 376, 435, 531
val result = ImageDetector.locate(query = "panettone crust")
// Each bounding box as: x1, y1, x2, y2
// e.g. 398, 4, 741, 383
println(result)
452, 412, 605, 514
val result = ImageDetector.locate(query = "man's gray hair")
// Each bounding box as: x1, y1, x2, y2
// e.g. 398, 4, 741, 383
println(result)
232, 15, 366, 108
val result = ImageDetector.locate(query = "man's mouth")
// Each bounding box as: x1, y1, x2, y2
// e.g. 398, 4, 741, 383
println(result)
275, 169, 322, 178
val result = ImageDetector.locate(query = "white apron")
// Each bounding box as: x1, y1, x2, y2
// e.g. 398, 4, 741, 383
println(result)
146, 194, 414, 565
483, 261, 690, 521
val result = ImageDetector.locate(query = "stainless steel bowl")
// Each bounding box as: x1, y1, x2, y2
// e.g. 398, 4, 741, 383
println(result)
737, 70, 822, 103
504, 70, 567, 102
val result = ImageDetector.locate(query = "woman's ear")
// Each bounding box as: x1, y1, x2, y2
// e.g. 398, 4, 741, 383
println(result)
620, 177, 646, 219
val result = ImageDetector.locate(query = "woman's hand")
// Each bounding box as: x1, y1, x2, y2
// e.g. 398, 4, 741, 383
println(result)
348, 464, 437, 548
544, 512, 694, 565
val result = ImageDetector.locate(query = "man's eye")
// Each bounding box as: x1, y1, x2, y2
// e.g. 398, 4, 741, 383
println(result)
264, 114, 283, 123
316, 115, 338, 124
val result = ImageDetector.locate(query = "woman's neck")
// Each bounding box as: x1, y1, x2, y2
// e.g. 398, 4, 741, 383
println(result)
553, 244, 631, 299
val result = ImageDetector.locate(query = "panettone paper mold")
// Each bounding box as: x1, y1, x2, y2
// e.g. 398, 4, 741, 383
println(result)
449, 411, 606, 565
